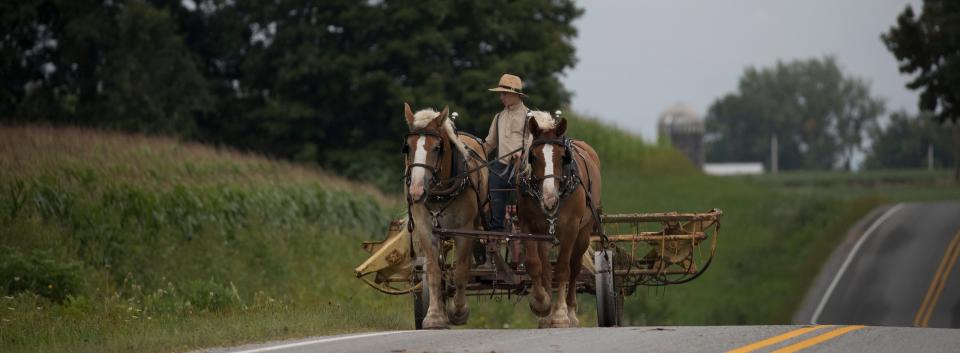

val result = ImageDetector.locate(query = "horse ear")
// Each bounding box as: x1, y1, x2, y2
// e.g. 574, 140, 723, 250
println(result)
527, 115, 541, 138
556, 117, 568, 136
436, 106, 449, 126
404, 102, 415, 128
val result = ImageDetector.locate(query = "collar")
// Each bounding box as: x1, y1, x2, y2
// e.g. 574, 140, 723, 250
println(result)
505, 102, 527, 113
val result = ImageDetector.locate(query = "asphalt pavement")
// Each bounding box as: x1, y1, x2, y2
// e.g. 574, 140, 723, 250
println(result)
195, 325, 960, 353
795, 201, 960, 328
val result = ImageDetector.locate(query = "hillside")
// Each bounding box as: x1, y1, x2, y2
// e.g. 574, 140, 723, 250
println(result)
0, 125, 409, 353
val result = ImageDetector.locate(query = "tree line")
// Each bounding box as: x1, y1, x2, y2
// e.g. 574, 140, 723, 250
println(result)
1, 0, 582, 190
705, 0, 959, 176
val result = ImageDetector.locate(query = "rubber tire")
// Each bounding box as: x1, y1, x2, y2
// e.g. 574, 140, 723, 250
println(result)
595, 250, 620, 327
413, 257, 428, 330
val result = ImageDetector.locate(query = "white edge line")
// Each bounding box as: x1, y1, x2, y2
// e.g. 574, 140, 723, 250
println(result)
810, 203, 905, 324
229, 331, 415, 353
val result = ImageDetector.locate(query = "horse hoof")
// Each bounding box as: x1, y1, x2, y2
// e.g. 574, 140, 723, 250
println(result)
422, 313, 449, 329
529, 298, 551, 317
538, 316, 552, 329
446, 303, 470, 325
549, 313, 571, 328
567, 313, 580, 328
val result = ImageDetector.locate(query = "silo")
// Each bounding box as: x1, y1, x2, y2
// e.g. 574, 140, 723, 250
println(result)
657, 103, 704, 168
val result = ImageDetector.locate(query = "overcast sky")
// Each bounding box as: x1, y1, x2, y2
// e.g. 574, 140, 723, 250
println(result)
561, 0, 922, 142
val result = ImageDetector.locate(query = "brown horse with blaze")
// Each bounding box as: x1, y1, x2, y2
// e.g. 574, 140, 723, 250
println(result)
515, 111, 602, 328
402, 102, 489, 329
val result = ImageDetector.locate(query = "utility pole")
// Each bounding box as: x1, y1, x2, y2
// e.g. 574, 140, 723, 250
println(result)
928, 144, 934, 171
771, 134, 778, 174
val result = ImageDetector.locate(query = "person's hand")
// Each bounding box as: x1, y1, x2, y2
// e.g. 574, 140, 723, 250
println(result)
512, 151, 521, 160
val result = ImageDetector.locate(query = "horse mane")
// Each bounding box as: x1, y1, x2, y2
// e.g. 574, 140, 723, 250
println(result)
412, 108, 471, 159
530, 111, 556, 132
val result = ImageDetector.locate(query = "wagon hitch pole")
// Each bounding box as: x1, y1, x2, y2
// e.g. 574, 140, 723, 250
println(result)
433, 227, 559, 245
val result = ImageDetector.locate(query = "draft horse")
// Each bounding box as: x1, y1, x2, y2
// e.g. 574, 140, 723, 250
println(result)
515, 111, 602, 328
401, 103, 489, 329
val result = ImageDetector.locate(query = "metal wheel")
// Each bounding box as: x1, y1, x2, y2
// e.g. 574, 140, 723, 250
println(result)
413, 257, 428, 330
595, 250, 621, 327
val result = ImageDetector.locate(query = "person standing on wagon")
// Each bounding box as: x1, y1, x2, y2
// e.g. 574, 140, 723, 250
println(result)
483, 73, 532, 233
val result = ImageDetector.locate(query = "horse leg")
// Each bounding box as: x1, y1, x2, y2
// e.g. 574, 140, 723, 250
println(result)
537, 240, 556, 328
523, 235, 550, 320
566, 227, 591, 328
548, 229, 575, 328
416, 228, 448, 329
447, 235, 472, 325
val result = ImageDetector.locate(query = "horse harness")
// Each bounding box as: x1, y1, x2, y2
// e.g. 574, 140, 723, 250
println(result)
402, 127, 485, 233
518, 137, 604, 239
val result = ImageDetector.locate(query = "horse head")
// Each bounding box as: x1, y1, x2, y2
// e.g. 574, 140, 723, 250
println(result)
526, 111, 570, 214
402, 102, 451, 203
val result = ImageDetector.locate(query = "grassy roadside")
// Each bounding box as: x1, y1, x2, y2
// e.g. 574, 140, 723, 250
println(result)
0, 125, 409, 353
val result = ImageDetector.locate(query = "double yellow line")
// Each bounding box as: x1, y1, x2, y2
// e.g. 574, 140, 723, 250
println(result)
725, 325, 866, 353
914, 229, 960, 327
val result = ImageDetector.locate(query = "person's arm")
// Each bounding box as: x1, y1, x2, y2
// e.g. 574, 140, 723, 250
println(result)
482, 115, 498, 157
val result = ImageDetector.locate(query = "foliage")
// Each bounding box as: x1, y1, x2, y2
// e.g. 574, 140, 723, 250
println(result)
882, 0, 960, 125
0, 0, 582, 189
0, 0, 210, 135
863, 111, 957, 170
881, 0, 960, 179
704, 57, 885, 170
0, 248, 87, 303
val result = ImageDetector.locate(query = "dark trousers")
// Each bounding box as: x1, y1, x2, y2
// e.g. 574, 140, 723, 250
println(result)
488, 161, 515, 231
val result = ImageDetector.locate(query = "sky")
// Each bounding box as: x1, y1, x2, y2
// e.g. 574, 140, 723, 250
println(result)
561, 0, 923, 142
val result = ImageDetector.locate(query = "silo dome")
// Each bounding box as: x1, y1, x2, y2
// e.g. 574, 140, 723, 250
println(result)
657, 103, 705, 168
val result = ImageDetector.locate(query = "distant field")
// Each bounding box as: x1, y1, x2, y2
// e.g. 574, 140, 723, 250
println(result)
2, 122, 958, 352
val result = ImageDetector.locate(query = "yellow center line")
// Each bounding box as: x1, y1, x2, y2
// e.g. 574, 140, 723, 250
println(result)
920, 229, 960, 327
770, 325, 866, 353
724, 325, 831, 353
914, 229, 960, 327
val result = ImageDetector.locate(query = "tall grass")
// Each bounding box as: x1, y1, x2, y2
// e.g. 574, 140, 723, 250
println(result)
0, 125, 407, 353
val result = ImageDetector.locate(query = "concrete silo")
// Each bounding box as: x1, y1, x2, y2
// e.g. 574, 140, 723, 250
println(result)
657, 103, 704, 168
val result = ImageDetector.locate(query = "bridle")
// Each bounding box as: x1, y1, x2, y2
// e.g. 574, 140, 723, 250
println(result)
518, 136, 582, 235
401, 126, 475, 233
402, 128, 450, 204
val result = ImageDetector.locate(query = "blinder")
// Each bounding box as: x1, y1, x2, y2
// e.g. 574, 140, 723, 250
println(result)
402, 127, 458, 204
521, 137, 581, 201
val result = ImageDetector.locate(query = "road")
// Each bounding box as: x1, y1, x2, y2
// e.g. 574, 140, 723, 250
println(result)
197, 201, 960, 353
795, 201, 960, 328
196, 325, 960, 353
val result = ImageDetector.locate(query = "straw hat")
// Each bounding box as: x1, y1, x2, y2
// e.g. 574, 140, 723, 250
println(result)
488, 74, 527, 97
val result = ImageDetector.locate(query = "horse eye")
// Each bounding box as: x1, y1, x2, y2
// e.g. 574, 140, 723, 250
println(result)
432, 145, 441, 151
528, 154, 537, 163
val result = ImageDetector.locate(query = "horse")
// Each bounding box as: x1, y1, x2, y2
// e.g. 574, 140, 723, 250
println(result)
515, 111, 602, 328
401, 102, 489, 329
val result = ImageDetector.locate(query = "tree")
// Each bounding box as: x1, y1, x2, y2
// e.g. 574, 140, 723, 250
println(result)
1, 0, 583, 190
1, 0, 210, 135
881, 0, 960, 179
705, 57, 885, 171
192, 0, 582, 189
863, 111, 956, 170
